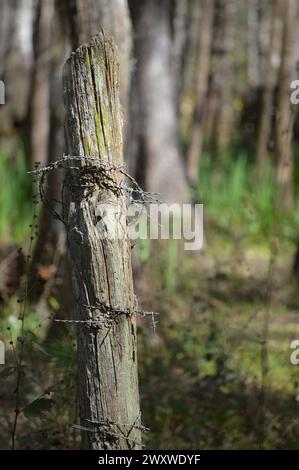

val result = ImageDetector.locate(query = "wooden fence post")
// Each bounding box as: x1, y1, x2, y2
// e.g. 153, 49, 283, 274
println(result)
62, 32, 141, 450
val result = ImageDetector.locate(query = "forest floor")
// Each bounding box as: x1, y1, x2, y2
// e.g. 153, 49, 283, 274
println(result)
136, 228, 299, 449
1, 152, 299, 449
1, 213, 299, 449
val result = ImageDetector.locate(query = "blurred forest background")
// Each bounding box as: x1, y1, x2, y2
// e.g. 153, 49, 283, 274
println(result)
1, 0, 299, 450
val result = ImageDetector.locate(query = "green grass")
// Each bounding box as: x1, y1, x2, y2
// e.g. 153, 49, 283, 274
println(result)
0, 144, 32, 243
1, 147, 299, 449
197, 154, 299, 245
137, 154, 299, 449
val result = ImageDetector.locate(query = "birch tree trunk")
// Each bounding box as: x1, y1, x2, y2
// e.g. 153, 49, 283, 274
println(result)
63, 32, 141, 450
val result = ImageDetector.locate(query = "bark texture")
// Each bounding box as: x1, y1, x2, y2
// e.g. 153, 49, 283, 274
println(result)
64, 0, 132, 112
63, 32, 141, 450
128, 0, 188, 203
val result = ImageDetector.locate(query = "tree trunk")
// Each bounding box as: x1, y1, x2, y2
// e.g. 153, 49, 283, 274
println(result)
0, 0, 18, 77
28, 5, 69, 304
0, 0, 33, 147
172, 0, 188, 97
186, 0, 214, 185
275, 0, 297, 206
256, 0, 284, 169
215, 0, 235, 153
180, 0, 201, 142
64, 0, 132, 113
247, 0, 261, 89
63, 32, 141, 450
28, 0, 54, 167
128, 0, 188, 203
203, 0, 227, 151
29, 0, 132, 303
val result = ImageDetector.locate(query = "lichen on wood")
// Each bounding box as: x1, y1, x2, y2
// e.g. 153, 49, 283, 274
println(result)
62, 32, 141, 450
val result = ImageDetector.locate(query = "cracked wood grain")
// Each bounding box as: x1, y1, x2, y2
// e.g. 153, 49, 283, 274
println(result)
62, 32, 141, 450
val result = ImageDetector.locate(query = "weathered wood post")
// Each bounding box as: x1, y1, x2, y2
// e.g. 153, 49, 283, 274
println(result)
62, 32, 141, 450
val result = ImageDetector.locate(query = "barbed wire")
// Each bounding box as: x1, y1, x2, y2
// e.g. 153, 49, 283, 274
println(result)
29, 155, 159, 332
28, 155, 160, 222
52, 305, 159, 331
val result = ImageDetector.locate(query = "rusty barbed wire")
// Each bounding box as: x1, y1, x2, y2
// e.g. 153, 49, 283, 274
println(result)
29, 155, 160, 332
28, 155, 160, 224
